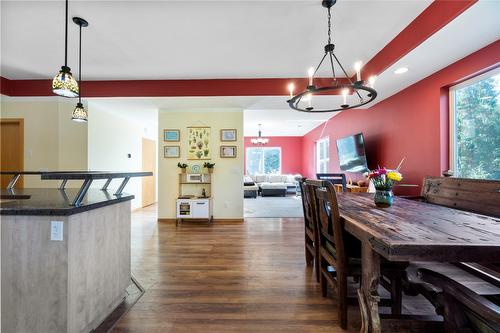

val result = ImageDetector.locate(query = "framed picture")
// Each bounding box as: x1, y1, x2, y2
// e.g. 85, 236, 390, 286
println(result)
164, 129, 180, 142
187, 127, 211, 160
220, 145, 237, 158
164, 146, 180, 158
220, 129, 237, 142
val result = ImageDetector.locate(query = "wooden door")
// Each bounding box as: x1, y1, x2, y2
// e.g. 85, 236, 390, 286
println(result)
141, 138, 156, 207
0, 119, 24, 188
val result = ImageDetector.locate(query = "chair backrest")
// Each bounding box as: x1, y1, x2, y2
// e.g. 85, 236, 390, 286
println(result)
418, 268, 500, 332
421, 177, 500, 217
316, 173, 347, 192
306, 179, 346, 269
298, 178, 314, 231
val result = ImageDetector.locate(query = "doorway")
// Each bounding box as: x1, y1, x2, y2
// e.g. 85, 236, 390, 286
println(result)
141, 137, 156, 207
0, 118, 24, 188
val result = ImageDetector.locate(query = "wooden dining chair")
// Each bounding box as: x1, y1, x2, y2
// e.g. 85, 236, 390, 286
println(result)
298, 178, 320, 282
316, 173, 347, 192
307, 179, 407, 328
418, 268, 500, 333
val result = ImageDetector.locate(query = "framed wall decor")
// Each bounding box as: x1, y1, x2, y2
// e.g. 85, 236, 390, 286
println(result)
164, 129, 180, 142
220, 129, 237, 142
187, 127, 211, 160
220, 145, 237, 158
164, 146, 180, 158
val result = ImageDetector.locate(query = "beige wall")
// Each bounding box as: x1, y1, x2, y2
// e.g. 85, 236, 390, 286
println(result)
87, 105, 157, 209
158, 109, 244, 219
0, 97, 88, 187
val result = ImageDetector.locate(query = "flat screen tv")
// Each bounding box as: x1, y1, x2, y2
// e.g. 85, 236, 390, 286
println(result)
336, 133, 369, 173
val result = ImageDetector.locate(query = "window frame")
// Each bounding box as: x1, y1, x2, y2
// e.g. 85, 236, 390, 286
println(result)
449, 67, 500, 176
245, 146, 282, 175
316, 137, 330, 174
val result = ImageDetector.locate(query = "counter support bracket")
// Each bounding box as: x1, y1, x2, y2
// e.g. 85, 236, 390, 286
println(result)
115, 177, 130, 196
72, 178, 93, 206
59, 179, 68, 190
101, 178, 113, 191
7, 174, 20, 190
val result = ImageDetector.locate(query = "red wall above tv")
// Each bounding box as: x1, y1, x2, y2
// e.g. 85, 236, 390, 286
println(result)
302, 40, 500, 195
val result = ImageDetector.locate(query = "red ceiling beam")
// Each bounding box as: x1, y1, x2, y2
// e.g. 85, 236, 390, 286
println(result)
0, 77, 350, 97
359, 0, 478, 80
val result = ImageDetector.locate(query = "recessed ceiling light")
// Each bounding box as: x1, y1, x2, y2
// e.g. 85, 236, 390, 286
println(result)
394, 67, 409, 75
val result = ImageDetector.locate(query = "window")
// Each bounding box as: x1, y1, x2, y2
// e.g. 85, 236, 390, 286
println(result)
450, 68, 500, 180
316, 137, 329, 173
246, 147, 281, 175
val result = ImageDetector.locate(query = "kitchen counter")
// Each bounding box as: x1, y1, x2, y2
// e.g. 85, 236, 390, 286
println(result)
0, 188, 134, 215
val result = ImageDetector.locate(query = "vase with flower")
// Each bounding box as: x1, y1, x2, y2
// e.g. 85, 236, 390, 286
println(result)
366, 165, 403, 208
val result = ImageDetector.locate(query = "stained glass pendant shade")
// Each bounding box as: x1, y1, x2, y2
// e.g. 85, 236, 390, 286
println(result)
52, 0, 79, 97
72, 102, 87, 122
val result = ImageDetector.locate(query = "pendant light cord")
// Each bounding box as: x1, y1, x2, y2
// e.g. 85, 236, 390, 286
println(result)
64, 0, 68, 66
78, 22, 82, 103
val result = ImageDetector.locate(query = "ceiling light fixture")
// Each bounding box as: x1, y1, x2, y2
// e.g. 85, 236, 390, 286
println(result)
251, 124, 269, 145
52, 0, 79, 97
71, 17, 89, 122
287, 0, 377, 113
394, 67, 409, 74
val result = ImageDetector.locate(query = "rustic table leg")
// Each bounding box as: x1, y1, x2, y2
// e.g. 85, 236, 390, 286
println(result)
359, 240, 381, 333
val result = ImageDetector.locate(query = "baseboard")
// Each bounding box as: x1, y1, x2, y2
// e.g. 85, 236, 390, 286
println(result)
157, 218, 244, 223
157, 218, 177, 223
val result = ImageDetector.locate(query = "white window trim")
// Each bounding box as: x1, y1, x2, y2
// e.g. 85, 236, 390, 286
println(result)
449, 67, 500, 175
316, 137, 330, 174
246, 147, 282, 175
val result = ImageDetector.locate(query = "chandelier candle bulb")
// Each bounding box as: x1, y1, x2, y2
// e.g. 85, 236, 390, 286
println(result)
368, 76, 376, 88
308, 93, 312, 108
342, 88, 348, 105
288, 83, 295, 99
308, 67, 315, 86
354, 61, 362, 82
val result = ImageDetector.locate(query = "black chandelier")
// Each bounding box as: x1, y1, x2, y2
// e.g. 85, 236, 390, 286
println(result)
287, 0, 377, 113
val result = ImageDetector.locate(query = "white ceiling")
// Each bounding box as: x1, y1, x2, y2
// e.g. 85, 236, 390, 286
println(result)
1, 0, 430, 79
2, 1, 499, 136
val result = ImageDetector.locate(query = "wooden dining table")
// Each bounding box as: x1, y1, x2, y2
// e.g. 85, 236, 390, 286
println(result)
336, 193, 500, 333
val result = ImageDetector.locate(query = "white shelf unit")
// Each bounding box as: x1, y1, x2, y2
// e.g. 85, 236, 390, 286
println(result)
176, 173, 213, 224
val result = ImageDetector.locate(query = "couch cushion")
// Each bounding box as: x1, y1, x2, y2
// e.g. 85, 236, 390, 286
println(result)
254, 175, 268, 183
244, 175, 253, 183
261, 182, 287, 190
268, 175, 284, 183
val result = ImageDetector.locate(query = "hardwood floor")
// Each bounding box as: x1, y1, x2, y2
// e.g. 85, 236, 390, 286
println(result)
112, 204, 357, 332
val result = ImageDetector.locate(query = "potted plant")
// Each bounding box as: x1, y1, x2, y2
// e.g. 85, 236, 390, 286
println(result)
177, 162, 188, 174
203, 162, 215, 174
366, 161, 403, 208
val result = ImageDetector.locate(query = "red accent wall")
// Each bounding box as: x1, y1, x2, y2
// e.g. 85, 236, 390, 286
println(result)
302, 40, 500, 195
244, 136, 303, 175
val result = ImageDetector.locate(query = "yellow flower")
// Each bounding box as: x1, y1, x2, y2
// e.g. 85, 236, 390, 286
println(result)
387, 171, 402, 182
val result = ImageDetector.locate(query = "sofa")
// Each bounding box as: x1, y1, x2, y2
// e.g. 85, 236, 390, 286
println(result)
244, 174, 301, 197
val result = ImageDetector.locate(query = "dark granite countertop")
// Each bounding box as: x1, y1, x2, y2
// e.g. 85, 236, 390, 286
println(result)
0, 188, 134, 216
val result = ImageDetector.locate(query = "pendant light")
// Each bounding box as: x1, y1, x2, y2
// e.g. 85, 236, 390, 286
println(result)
71, 17, 88, 122
251, 124, 269, 145
286, 0, 377, 113
52, 0, 79, 97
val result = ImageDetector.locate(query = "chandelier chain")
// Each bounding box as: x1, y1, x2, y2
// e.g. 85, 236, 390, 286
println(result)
327, 7, 332, 45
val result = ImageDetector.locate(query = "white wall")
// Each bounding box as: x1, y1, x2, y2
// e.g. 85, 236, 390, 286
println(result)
87, 103, 157, 209
158, 109, 244, 220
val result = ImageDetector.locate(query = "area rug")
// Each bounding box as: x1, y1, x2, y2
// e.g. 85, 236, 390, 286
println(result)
244, 195, 304, 218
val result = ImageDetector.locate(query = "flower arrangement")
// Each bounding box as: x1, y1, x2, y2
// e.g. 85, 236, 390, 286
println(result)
367, 168, 403, 190
365, 158, 404, 207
